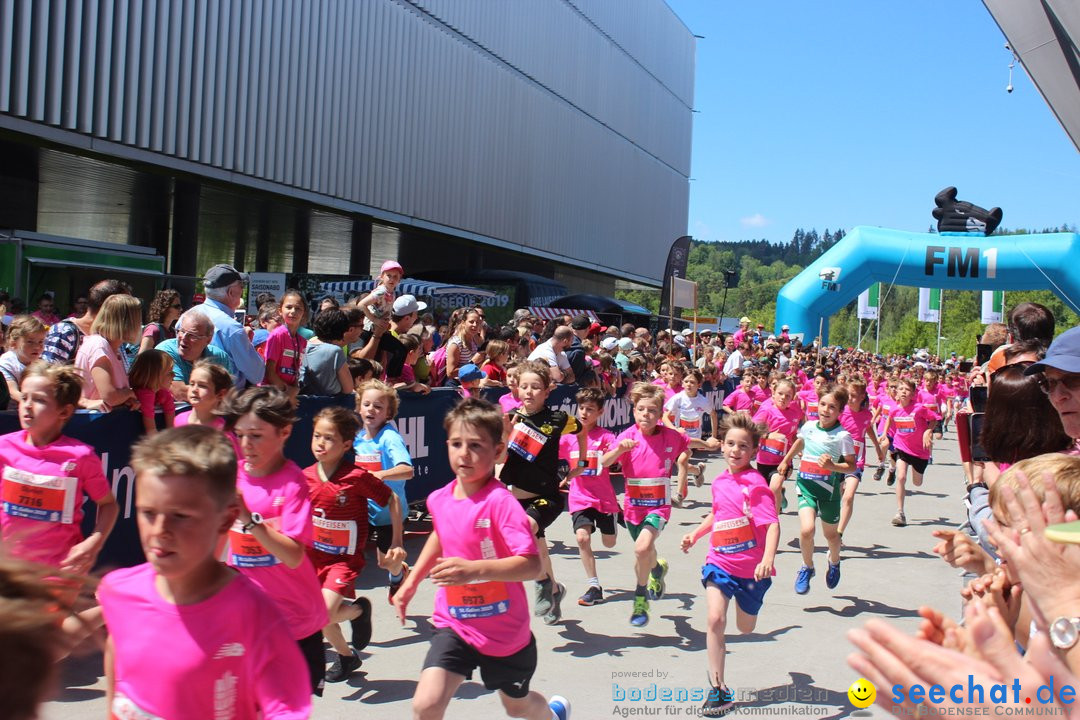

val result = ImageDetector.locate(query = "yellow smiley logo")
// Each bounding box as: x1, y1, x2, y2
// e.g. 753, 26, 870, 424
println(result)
848, 678, 876, 709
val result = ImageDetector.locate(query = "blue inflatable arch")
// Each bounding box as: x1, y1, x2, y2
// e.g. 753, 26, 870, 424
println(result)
774, 227, 1080, 342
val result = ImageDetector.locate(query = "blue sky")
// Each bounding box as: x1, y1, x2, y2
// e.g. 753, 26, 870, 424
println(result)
665, 1, 1080, 247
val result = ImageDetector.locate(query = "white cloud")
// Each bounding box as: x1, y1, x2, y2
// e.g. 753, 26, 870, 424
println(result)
740, 213, 770, 228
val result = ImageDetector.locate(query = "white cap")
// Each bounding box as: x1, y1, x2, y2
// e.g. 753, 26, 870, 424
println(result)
681, 328, 693, 336
600, 337, 618, 351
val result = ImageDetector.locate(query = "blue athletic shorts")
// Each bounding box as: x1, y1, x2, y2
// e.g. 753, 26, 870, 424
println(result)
701, 564, 772, 615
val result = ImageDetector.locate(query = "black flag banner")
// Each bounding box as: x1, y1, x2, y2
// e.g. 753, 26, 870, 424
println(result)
658, 235, 692, 326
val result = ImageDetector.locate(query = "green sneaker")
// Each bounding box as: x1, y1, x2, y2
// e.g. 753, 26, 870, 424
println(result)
630, 595, 650, 627
534, 579, 554, 616
647, 558, 668, 600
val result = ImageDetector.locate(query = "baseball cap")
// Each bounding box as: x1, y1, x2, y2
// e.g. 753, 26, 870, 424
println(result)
681, 328, 693, 337
600, 337, 618, 351
392, 294, 427, 316
781, 324, 790, 330
380, 260, 404, 275
617, 337, 634, 352
674, 335, 687, 346
203, 264, 248, 289
589, 322, 605, 336
570, 315, 591, 331
457, 363, 486, 383
740, 316, 751, 324
1025, 326, 1080, 375
699, 328, 713, 335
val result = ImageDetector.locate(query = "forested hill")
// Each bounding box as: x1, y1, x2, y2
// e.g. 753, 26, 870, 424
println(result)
616, 226, 1078, 357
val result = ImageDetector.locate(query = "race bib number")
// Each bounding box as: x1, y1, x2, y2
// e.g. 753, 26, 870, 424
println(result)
626, 477, 669, 508
759, 436, 786, 460
445, 581, 510, 619
806, 402, 819, 419
111, 693, 164, 720
678, 417, 701, 430
1, 467, 78, 524
228, 520, 280, 568
356, 452, 382, 472
711, 515, 756, 554
312, 515, 358, 555
854, 440, 866, 464
508, 422, 547, 462
798, 459, 830, 483
894, 417, 916, 434
570, 450, 602, 477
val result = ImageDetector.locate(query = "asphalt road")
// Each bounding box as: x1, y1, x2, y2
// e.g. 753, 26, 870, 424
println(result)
45, 430, 968, 720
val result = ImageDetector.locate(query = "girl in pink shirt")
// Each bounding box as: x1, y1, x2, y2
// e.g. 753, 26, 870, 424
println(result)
74, 293, 142, 411
680, 412, 778, 718
99, 425, 310, 720
837, 378, 883, 537
221, 386, 329, 696
798, 372, 828, 422
128, 349, 176, 435
877, 378, 938, 527
752, 378, 804, 512
262, 290, 308, 401
175, 360, 232, 429
722, 374, 756, 415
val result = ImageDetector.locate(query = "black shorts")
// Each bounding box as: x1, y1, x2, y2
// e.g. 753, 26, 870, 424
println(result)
519, 495, 564, 538
757, 463, 780, 479
896, 449, 929, 475
297, 630, 325, 697
572, 508, 617, 536
370, 524, 393, 554
423, 627, 537, 698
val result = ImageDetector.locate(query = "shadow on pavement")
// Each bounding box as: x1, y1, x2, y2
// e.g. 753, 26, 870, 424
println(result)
733, 671, 850, 720
552, 617, 705, 657
803, 594, 919, 619
54, 649, 105, 703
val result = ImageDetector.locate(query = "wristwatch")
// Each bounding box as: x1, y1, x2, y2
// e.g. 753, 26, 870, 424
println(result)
576, 460, 588, 468
1050, 617, 1080, 649
242, 512, 264, 533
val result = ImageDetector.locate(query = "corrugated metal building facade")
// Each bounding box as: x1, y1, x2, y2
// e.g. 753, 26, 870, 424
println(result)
0, 0, 694, 293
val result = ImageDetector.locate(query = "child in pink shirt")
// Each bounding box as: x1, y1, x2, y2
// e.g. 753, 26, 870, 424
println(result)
681, 412, 778, 718
558, 388, 619, 606
221, 386, 329, 696
175, 360, 232, 429
99, 426, 310, 720
128, 349, 177, 435
498, 365, 523, 413
838, 378, 884, 538
604, 382, 718, 628
262, 290, 308, 401
878, 378, 938, 527
752, 378, 804, 512
722, 374, 756, 415
392, 398, 571, 720
0, 363, 117, 572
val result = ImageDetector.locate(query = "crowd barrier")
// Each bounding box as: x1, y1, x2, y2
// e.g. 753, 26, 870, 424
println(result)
0, 382, 726, 569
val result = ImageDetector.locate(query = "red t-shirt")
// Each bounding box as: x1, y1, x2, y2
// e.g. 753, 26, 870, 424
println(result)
481, 362, 506, 384
302, 461, 392, 572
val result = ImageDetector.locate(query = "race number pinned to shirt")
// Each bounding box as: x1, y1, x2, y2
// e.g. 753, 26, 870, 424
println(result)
445, 581, 510, 620
312, 515, 358, 555
356, 453, 382, 472
508, 422, 547, 462
228, 520, 280, 568
798, 459, 830, 483
678, 417, 701, 430
854, 440, 866, 464
759, 436, 786, 460
806, 402, 819, 420
711, 516, 756, 554
1, 467, 78, 524
894, 417, 916, 434
626, 477, 669, 508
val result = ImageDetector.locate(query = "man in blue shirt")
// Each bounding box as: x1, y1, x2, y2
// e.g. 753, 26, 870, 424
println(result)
197, 264, 265, 388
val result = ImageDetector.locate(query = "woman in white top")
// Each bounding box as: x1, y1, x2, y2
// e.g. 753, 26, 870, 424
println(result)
74, 294, 142, 411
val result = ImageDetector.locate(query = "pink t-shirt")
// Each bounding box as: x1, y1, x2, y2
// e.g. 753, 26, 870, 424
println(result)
917, 387, 945, 418
797, 389, 819, 421
705, 468, 778, 578
98, 564, 311, 720
750, 384, 769, 409
498, 393, 522, 414
174, 410, 226, 430
230, 460, 327, 639
0, 430, 110, 567
262, 325, 306, 386
614, 425, 689, 525
134, 387, 177, 426
723, 388, 754, 413
74, 334, 128, 402
887, 402, 937, 460
874, 394, 898, 436
427, 478, 537, 657
752, 402, 804, 466
840, 405, 874, 469
558, 427, 619, 514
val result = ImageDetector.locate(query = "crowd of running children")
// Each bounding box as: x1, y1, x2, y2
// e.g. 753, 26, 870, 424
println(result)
0, 269, 989, 719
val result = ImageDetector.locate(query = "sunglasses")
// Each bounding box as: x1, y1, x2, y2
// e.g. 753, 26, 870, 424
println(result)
1037, 372, 1080, 396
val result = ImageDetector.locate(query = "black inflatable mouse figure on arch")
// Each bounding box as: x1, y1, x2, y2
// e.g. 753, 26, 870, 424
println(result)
932, 186, 1003, 236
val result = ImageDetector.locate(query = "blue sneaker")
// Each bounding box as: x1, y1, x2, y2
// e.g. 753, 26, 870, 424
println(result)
794, 565, 815, 594
825, 561, 841, 589
630, 596, 650, 627
549, 694, 572, 720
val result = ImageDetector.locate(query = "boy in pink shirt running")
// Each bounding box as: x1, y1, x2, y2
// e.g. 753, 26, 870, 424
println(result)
393, 398, 571, 720
98, 426, 310, 720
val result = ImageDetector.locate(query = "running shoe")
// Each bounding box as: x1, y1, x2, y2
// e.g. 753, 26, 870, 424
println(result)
794, 565, 815, 594
388, 563, 410, 604
873, 465, 885, 482
550, 695, 572, 720
780, 489, 788, 511
578, 586, 604, 606
630, 595, 650, 627
534, 578, 554, 616
543, 583, 566, 625
671, 492, 683, 508
647, 558, 668, 600
886, 469, 896, 486
350, 597, 373, 652
892, 511, 907, 527
825, 561, 841, 589
694, 463, 706, 487
325, 652, 361, 683
702, 686, 735, 717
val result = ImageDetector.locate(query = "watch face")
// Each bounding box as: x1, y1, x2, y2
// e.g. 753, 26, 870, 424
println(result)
250, 512, 263, 524
1052, 618, 1078, 648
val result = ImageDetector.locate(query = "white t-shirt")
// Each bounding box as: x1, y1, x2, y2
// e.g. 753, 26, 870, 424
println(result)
0, 350, 26, 386
722, 349, 744, 377
665, 391, 713, 438
528, 340, 571, 371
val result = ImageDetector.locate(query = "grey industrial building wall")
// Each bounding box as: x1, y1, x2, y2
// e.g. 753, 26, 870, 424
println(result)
0, 0, 694, 285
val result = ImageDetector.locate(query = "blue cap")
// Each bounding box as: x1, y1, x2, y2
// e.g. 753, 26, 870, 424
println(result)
1026, 326, 1080, 375
458, 363, 486, 382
